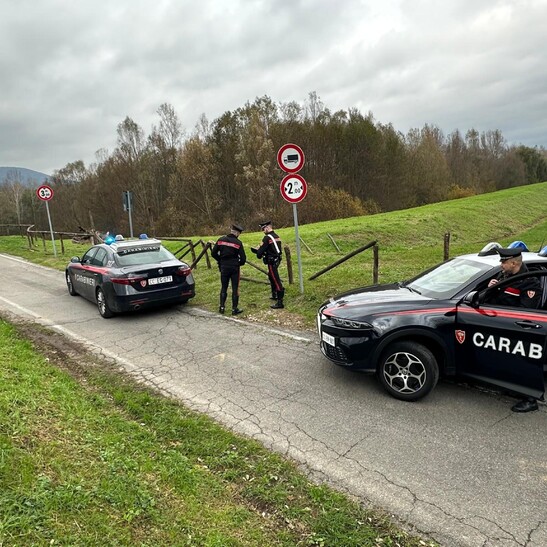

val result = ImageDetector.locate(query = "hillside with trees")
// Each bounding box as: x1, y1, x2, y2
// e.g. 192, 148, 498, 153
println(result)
1, 93, 546, 235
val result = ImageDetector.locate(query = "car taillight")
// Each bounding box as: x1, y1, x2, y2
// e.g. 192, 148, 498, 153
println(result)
176, 266, 192, 277
112, 275, 145, 285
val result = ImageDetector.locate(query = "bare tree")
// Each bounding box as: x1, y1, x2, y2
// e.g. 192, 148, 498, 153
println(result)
4, 170, 25, 224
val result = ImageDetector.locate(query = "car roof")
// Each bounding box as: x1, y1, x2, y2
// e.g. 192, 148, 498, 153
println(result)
108, 238, 163, 253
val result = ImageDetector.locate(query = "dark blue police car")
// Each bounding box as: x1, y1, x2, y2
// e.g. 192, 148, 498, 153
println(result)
65, 238, 195, 318
317, 243, 547, 402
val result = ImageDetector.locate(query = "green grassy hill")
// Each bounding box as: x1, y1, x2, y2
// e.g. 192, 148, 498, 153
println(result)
2, 182, 547, 329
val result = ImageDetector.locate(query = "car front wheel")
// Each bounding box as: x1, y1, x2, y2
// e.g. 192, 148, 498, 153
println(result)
96, 288, 114, 318
66, 272, 78, 296
378, 341, 439, 401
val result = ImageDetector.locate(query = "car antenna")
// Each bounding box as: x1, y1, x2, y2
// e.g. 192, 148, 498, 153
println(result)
538, 237, 546, 253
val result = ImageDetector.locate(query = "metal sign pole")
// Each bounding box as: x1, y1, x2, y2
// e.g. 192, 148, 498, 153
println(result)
128, 192, 134, 238
292, 203, 304, 294
45, 201, 57, 257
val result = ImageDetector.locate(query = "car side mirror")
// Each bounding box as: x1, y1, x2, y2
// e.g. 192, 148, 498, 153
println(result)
463, 290, 480, 308
70, 256, 81, 263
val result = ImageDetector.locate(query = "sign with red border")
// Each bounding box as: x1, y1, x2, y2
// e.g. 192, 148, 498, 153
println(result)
280, 174, 307, 203
277, 143, 305, 173
36, 185, 54, 201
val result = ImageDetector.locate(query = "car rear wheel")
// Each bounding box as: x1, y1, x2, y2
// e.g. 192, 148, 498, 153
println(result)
378, 341, 439, 401
66, 272, 78, 296
96, 288, 114, 318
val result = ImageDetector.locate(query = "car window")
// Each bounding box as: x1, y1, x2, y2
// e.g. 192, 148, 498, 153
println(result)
114, 245, 177, 267
82, 247, 98, 265
407, 258, 493, 299
92, 248, 108, 267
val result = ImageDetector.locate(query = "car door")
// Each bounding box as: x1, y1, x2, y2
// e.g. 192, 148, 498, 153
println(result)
454, 271, 546, 399
75, 247, 99, 300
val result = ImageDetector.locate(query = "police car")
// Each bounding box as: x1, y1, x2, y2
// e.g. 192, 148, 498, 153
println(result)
317, 242, 547, 402
65, 238, 195, 318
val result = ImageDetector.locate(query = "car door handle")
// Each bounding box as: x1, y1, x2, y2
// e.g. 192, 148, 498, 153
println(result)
515, 320, 542, 329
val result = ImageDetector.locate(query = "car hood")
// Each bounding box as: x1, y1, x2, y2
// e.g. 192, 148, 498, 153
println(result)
321, 283, 434, 319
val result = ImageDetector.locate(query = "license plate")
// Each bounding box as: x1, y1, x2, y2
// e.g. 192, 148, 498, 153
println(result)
322, 331, 335, 346
148, 275, 172, 285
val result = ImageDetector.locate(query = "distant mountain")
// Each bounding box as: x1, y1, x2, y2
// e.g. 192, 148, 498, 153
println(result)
0, 167, 51, 187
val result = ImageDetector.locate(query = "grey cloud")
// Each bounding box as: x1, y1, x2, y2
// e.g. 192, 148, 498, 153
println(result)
1, 0, 546, 174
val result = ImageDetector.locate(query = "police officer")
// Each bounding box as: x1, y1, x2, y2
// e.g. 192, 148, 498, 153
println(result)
487, 247, 541, 308
251, 221, 285, 309
487, 247, 542, 412
211, 224, 246, 315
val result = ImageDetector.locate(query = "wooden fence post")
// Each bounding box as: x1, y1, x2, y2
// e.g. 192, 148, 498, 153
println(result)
284, 245, 293, 285
190, 242, 213, 270
200, 240, 212, 269
190, 241, 197, 267
373, 245, 379, 284
444, 232, 451, 261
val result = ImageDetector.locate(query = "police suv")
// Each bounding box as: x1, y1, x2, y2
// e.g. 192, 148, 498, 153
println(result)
66, 238, 195, 318
317, 242, 547, 402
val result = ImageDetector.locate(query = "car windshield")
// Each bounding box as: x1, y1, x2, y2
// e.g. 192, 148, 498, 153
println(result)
406, 257, 493, 299
115, 245, 177, 267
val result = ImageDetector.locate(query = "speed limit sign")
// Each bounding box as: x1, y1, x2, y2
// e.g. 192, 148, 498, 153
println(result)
36, 185, 54, 201
280, 174, 307, 204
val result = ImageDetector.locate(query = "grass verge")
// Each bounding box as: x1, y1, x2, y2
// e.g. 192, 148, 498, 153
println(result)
0, 318, 435, 546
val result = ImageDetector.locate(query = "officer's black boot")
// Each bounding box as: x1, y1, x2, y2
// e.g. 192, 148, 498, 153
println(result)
232, 296, 243, 316
270, 290, 284, 309
219, 292, 227, 314
511, 397, 538, 413
270, 291, 277, 300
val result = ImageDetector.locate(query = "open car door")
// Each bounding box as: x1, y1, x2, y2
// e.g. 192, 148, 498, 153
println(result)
454, 270, 547, 399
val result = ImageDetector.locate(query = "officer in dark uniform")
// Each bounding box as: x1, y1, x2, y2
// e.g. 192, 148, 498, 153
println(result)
487, 247, 541, 308
251, 221, 285, 309
211, 224, 246, 315
487, 247, 543, 412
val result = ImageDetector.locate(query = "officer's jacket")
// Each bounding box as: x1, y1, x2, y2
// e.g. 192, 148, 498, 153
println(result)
489, 264, 542, 308
211, 234, 246, 269
255, 231, 282, 264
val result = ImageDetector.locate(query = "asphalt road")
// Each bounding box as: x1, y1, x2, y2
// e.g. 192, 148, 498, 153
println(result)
0, 253, 546, 547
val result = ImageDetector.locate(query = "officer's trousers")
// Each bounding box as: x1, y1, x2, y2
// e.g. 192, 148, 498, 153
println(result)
267, 263, 284, 300
220, 266, 240, 309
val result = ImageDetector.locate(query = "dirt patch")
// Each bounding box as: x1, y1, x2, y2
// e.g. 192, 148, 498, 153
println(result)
1, 311, 108, 382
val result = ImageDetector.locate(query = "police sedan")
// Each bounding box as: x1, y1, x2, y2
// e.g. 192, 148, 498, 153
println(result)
317, 244, 547, 402
65, 238, 195, 318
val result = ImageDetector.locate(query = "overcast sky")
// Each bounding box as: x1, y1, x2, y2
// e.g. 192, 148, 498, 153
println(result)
1, 0, 546, 175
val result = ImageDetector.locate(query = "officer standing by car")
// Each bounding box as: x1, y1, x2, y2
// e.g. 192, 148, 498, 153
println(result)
251, 221, 285, 309
487, 246, 543, 412
211, 224, 246, 315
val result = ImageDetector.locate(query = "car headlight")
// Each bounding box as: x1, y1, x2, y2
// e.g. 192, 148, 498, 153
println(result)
331, 317, 372, 329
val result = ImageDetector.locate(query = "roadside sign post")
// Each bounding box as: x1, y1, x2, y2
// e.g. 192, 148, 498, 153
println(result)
36, 185, 57, 257
292, 203, 303, 293
277, 144, 307, 294
123, 191, 134, 238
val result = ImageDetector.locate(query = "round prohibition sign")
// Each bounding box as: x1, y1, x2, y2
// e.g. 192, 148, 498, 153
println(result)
36, 185, 54, 201
280, 174, 307, 204
277, 143, 305, 173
